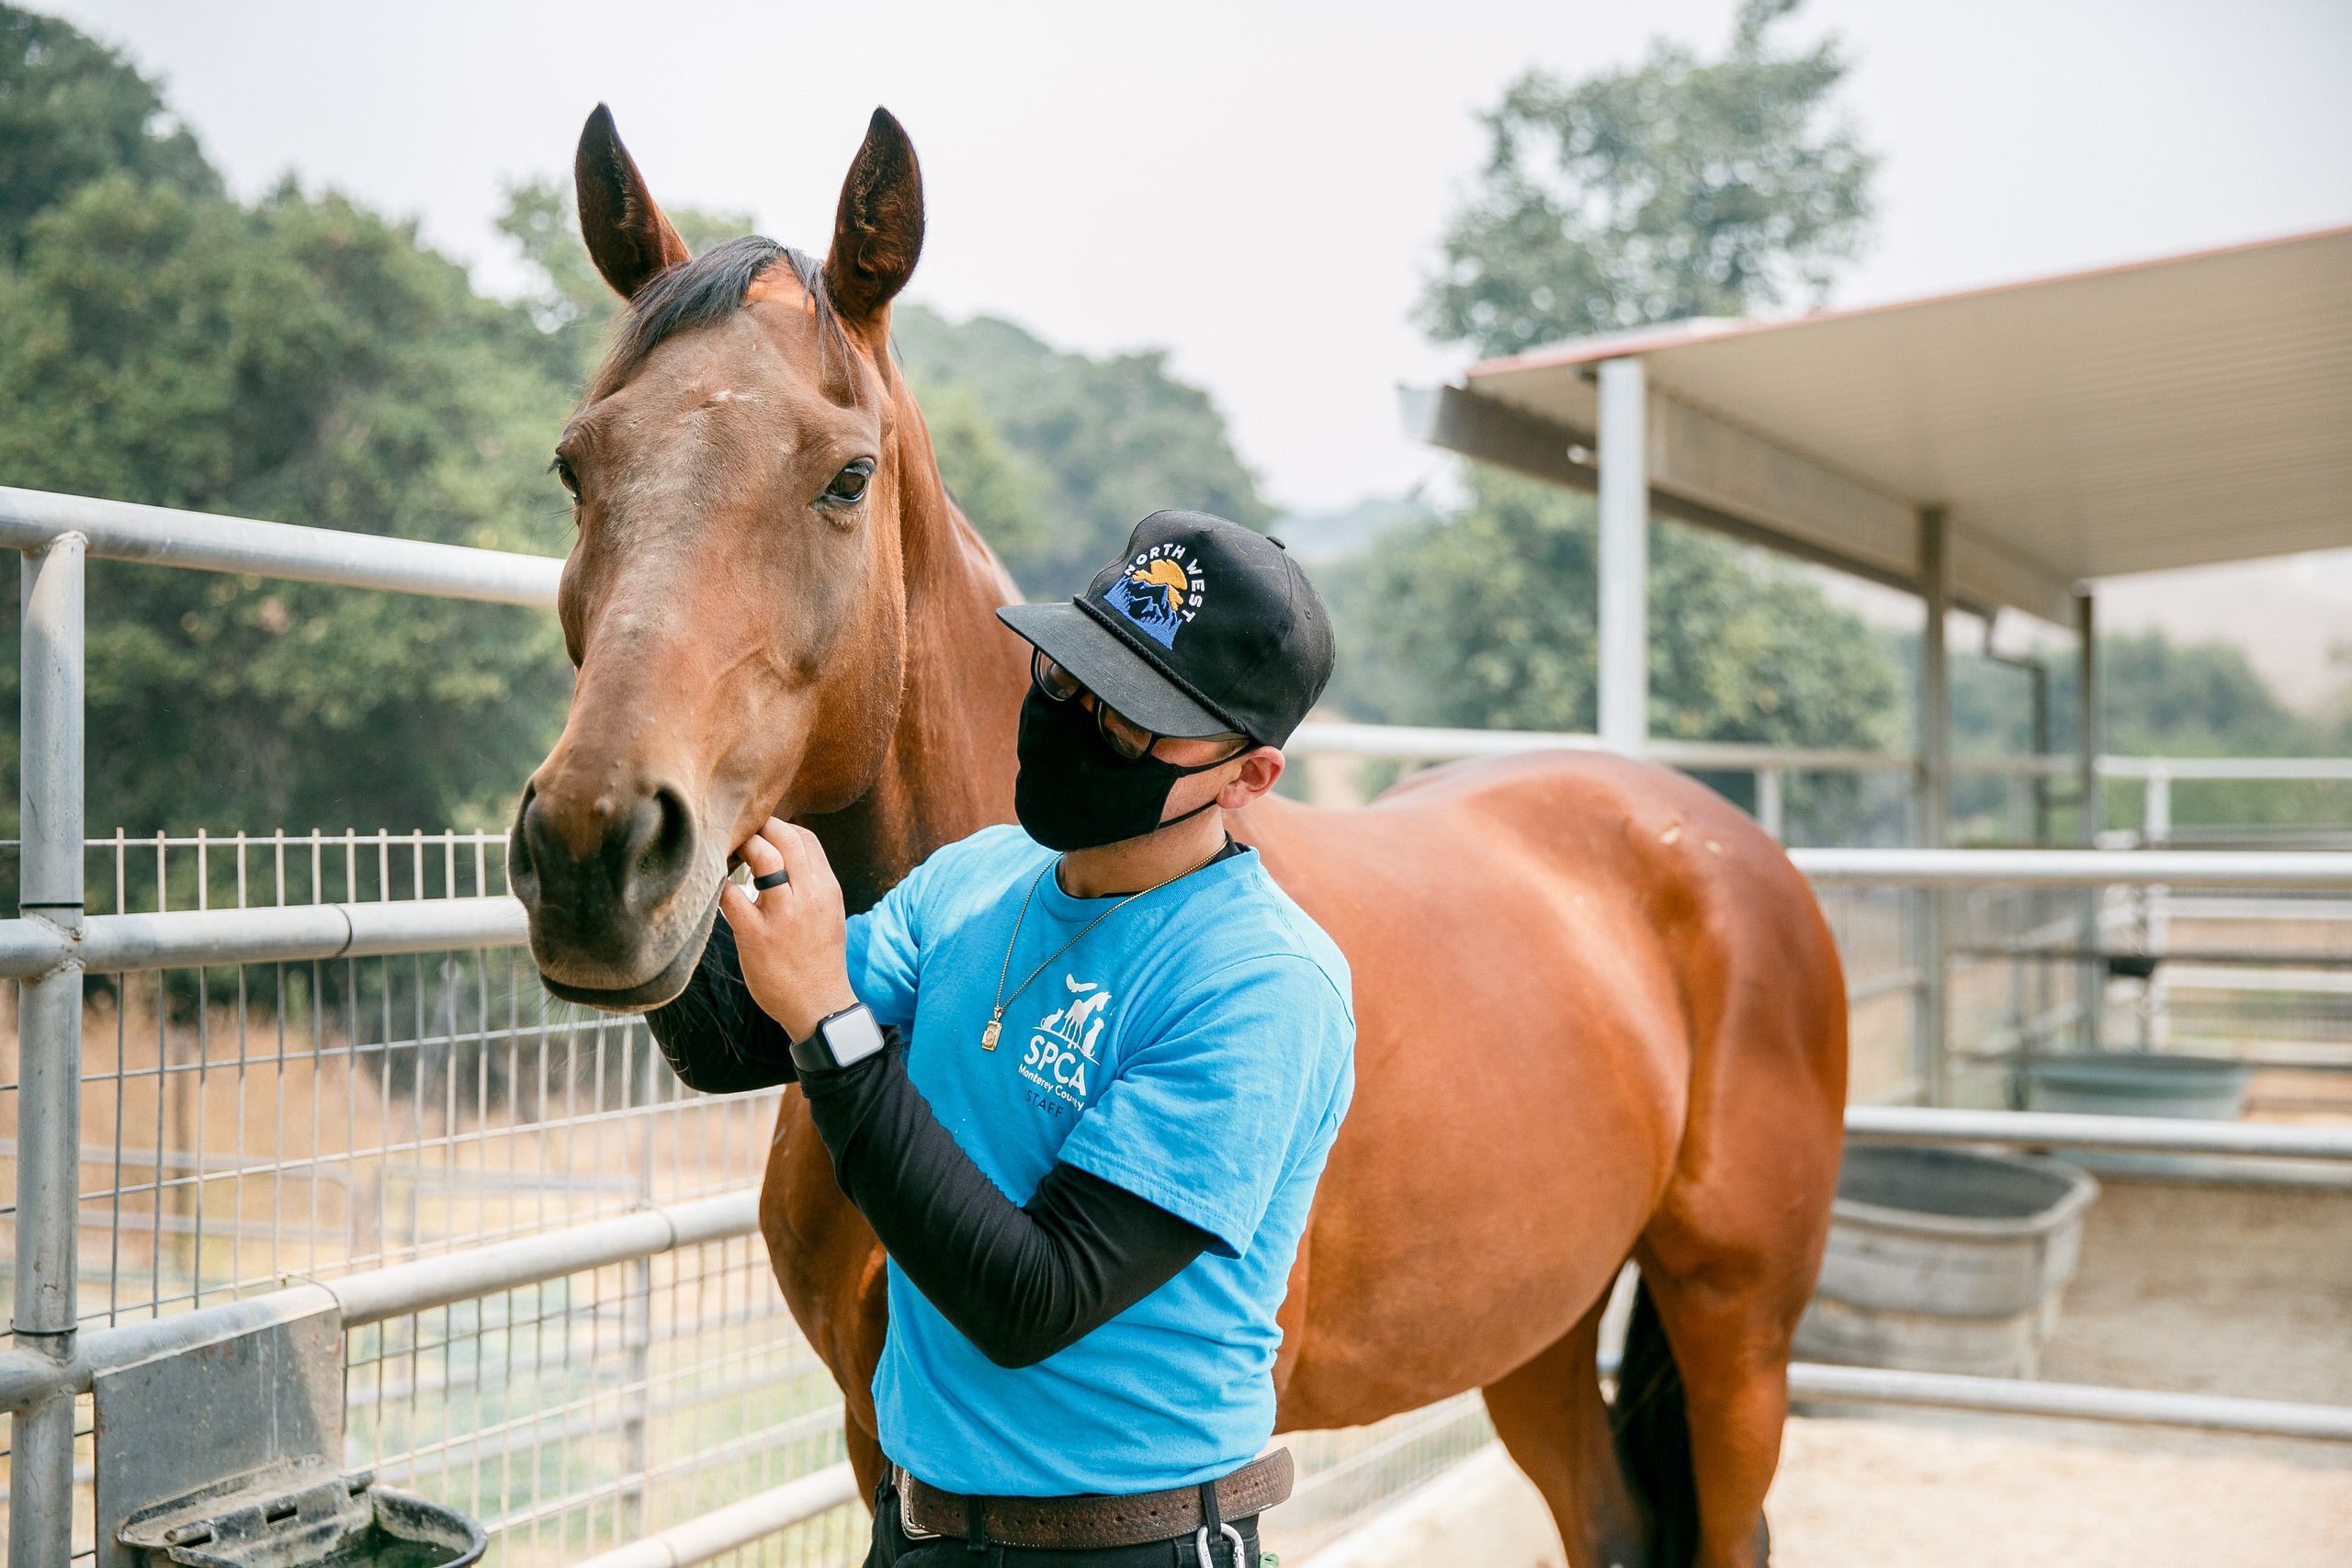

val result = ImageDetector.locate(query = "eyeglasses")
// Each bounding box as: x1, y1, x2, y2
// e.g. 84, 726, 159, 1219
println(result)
1031, 649, 1246, 763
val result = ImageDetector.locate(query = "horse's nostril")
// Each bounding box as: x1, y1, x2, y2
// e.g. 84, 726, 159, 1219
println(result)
621, 785, 696, 906
514, 778, 695, 921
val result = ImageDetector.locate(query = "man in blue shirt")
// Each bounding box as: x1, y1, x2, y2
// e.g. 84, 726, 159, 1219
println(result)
648, 511, 1354, 1567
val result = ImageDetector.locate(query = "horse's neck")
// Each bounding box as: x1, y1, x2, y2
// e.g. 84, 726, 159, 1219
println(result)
808, 398, 1027, 912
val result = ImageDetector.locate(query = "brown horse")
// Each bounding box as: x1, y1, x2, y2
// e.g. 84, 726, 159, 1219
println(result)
509, 105, 1848, 1568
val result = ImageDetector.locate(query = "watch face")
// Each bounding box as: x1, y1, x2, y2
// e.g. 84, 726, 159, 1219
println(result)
821, 1006, 886, 1067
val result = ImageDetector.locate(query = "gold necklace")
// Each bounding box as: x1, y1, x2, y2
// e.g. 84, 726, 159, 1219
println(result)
979, 842, 1227, 1051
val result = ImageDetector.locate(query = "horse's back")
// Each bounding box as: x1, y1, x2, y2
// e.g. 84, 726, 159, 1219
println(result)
1234, 748, 1845, 1425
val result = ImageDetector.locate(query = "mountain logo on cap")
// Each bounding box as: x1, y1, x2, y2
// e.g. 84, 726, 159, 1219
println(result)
1102, 544, 1207, 649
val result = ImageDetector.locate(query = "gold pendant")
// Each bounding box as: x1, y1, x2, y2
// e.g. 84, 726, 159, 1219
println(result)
980, 1017, 1001, 1051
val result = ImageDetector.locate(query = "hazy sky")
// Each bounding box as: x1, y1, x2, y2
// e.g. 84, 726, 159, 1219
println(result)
51, 0, 2352, 518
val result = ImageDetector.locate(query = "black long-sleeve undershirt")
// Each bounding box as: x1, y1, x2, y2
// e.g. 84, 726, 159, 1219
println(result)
797, 1036, 1213, 1367
643, 922, 1215, 1368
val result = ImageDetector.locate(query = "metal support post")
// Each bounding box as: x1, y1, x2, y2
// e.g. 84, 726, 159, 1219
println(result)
13, 533, 86, 1568
2142, 767, 2173, 1047
1596, 356, 1648, 755
2076, 590, 2105, 1050
1756, 767, 1786, 841
1913, 510, 1951, 1104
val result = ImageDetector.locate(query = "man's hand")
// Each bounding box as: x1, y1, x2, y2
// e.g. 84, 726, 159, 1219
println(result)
721, 818, 859, 1043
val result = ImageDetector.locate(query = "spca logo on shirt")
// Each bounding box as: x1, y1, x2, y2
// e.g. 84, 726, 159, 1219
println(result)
1020, 973, 1113, 1108
1102, 543, 1205, 649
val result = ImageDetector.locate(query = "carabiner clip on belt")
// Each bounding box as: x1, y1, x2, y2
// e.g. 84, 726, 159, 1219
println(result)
1193, 1477, 1249, 1567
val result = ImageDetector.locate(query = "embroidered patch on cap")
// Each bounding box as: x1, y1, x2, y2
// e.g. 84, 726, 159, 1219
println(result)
1102, 543, 1207, 649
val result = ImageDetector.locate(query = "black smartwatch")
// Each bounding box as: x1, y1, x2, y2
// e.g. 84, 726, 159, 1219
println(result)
788, 1001, 888, 1076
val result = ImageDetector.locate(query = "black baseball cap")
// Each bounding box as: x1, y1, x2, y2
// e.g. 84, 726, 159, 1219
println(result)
996, 510, 1336, 747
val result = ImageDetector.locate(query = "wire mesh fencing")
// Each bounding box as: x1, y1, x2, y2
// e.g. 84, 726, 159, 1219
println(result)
0, 827, 1527, 1563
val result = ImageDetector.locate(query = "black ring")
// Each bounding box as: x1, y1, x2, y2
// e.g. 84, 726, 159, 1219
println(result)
752, 869, 791, 891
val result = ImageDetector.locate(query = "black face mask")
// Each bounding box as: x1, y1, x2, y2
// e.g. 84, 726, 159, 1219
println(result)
1013, 689, 1239, 852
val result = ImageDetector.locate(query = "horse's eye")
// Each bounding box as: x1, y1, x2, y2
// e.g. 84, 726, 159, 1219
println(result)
823, 458, 876, 505
550, 455, 581, 502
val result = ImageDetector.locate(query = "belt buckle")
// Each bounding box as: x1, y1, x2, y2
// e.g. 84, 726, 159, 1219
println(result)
896, 1468, 941, 1540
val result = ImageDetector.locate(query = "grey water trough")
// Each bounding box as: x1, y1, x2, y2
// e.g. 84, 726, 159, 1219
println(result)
2026, 1054, 2254, 1122
1794, 1144, 2099, 1380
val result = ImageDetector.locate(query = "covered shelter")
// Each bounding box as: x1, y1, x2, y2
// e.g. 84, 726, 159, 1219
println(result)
1403, 222, 2352, 847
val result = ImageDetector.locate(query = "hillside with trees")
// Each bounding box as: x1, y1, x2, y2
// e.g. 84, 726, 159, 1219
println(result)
0, 6, 1268, 836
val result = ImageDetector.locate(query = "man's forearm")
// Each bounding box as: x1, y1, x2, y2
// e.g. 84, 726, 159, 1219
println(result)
800, 1037, 1211, 1368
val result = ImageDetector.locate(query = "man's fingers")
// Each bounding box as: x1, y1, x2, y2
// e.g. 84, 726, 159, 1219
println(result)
737, 829, 786, 881
718, 880, 759, 929
760, 818, 821, 888
764, 819, 845, 901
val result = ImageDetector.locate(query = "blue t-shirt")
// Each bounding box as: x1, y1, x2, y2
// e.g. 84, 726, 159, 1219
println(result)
842, 823, 1355, 1496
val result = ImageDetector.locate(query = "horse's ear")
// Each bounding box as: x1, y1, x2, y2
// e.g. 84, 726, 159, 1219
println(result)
575, 104, 690, 300
823, 107, 924, 324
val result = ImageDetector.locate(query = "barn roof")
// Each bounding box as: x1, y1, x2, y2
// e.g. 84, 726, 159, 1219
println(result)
1406, 225, 2352, 625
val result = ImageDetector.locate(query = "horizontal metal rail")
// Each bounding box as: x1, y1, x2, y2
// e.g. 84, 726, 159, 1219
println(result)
1847, 1105, 2352, 1161
0, 895, 526, 978
565, 1464, 862, 1568
560, 1351, 2352, 1568
1791, 847, 2352, 888
8, 1104, 2344, 1419
1, 848, 2341, 980
1288, 716, 2352, 785
1784, 1361, 2352, 1442
0, 1190, 762, 1415
0, 485, 560, 606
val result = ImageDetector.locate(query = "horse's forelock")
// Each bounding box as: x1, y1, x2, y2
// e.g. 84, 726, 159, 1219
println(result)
589, 236, 859, 403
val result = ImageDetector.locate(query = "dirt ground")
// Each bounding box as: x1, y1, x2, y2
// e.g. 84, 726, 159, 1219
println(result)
1301, 1174, 2352, 1565
2038, 1172, 2352, 1403
1304, 1419, 2352, 1567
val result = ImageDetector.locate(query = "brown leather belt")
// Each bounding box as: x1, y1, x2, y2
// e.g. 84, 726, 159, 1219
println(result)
897, 1447, 1293, 1550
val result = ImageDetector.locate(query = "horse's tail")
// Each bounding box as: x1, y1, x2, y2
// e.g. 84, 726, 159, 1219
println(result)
1610, 1271, 1700, 1568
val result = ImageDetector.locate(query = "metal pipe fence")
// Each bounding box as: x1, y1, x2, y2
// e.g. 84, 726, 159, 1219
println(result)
6, 485, 2351, 1565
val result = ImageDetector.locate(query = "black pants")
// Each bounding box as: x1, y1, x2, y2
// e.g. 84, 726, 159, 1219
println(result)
865, 1472, 1261, 1567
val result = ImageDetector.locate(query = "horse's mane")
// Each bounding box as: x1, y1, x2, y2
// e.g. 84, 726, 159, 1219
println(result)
589, 236, 853, 401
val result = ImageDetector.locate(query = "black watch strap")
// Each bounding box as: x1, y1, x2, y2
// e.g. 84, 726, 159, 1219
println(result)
788, 1002, 887, 1076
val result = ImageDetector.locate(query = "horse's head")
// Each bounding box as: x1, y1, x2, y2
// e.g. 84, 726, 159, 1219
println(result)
511, 105, 929, 1010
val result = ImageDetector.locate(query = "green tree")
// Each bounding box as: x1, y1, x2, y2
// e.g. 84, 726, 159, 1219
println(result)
1336, 0, 1894, 837
1328, 470, 1895, 832
1421, 0, 1874, 355
0, 9, 579, 839
1, 6, 217, 259
890, 304, 1272, 595
0, 172, 578, 837
496, 175, 750, 382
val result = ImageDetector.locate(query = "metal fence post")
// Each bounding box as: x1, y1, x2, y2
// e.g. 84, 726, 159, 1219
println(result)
12, 532, 86, 1568
2075, 591, 2105, 1051
1913, 510, 1951, 1105
2142, 766, 2173, 1048
1755, 767, 1786, 841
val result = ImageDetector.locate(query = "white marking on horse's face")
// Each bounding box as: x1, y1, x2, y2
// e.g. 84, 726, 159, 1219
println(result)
1659, 824, 1683, 845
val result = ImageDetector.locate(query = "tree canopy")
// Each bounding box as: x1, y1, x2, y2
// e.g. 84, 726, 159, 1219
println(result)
889, 304, 1272, 597
1, 7, 217, 260
1331, 0, 1894, 835
1420, 0, 1874, 356
0, 11, 581, 838
0, 9, 1273, 838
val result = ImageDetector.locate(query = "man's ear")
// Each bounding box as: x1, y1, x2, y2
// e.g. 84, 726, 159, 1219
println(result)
822, 107, 924, 325
1222, 747, 1286, 807
575, 104, 690, 300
